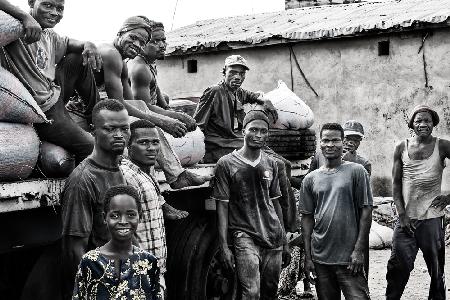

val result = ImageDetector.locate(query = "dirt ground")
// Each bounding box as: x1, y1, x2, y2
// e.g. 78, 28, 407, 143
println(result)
282, 246, 450, 299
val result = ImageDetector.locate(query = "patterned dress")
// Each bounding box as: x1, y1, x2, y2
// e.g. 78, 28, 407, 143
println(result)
72, 246, 160, 300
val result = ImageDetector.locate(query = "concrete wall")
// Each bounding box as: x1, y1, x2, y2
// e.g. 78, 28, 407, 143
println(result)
158, 29, 450, 194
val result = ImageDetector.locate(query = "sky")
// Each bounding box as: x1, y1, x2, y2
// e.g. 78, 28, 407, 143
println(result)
16, 0, 284, 43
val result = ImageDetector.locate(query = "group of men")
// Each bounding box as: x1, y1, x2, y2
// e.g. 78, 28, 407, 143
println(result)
1, 0, 449, 300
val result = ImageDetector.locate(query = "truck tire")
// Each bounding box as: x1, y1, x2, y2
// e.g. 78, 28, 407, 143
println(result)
266, 129, 316, 160
167, 216, 237, 300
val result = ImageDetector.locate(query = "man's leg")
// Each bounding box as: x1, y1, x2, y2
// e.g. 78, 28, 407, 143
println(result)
415, 217, 446, 300
260, 246, 282, 300
55, 52, 100, 123
233, 231, 261, 300
35, 98, 94, 164
385, 221, 419, 300
313, 263, 341, 300
335, 265, 370, 300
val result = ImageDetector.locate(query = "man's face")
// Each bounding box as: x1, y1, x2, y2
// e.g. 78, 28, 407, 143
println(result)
243, 119, 269, 149
144, 29, 166, 60
105, 194, 140, 242
343, 134, 362, 154
118, 28, 149, 59
320, 129, 343, 159
29, 0, 64, 29
93, 109, 130, 155
412, 111, 434, 137
128, 127, 160, 167
224, 65, 246, 90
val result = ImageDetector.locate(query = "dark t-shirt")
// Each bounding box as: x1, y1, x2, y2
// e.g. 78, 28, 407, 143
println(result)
61, 158, 126, 249
299, 162, 373, 265
211, 151, 284, 248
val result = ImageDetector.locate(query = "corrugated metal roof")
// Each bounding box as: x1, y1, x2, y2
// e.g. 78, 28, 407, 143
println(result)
166, 0, 450, 55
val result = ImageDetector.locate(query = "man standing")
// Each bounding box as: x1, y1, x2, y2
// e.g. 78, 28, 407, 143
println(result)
120, 119, 183, 298
0, 0, 102, 162
300, 123, 373, 300
386, 105, 450, 300
61, 99, 130, 298
213, 110, 289, 300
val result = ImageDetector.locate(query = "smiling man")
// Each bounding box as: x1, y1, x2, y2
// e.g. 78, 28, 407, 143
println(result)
61, 99, 130, 299
213, 110, 289, 300
386, 105, 450, 300
0, 0, 102, 163
300, 123, 373, 300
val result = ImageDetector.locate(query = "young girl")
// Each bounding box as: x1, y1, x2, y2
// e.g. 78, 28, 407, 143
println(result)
72, 185, 161, 300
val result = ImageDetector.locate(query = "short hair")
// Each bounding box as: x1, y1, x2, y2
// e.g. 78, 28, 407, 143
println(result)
103, 185, 142, 216
320, 123, 344, 140
129, 119, 156, 143
92, 99, 126, 126
150, 21, 164, 32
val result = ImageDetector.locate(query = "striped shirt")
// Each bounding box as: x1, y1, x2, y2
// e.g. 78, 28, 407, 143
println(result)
120, 159, 167, 274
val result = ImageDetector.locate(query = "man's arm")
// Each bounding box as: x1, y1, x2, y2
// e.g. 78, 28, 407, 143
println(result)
301, 214, 316, 283
431, 139, 450, 209
128, 60, 195, 131
0, 0, 41, 43
392, 141, 414, 233
272, 197, 291, 267
217, 201, 234, 271
348, 206, 372, 275
61, 235, 89, 297
66, 39, 102, 71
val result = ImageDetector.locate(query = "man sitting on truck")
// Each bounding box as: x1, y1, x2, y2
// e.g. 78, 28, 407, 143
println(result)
213, 110, 290, 300
120, 119, 184, 298
60, 99, 130, 299
68, 15, 209, 189
0, 0, 102, 163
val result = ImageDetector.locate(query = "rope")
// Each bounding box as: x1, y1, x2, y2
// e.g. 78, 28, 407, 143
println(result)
170, 0, 180, 31
288, 45, 319, 97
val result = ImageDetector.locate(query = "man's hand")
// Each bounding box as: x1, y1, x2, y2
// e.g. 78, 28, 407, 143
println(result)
304, 257, 316, 285
431, 195, 450, 211
82, 42, 102, 72
220, 245, 235, 272
21, 14, 42, 44
159, 116, 187, 137
172, 111, 197, 132
259, 97, 278, 123
282, 244, 291, 268
398, 213, 415, 236
347, 249, 364, 275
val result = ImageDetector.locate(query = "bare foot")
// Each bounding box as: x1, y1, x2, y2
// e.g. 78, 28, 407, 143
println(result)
169, 170, 213, 189
162, 203, 189, 220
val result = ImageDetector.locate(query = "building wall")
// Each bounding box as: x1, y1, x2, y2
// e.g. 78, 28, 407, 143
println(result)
158, 29, 450, 194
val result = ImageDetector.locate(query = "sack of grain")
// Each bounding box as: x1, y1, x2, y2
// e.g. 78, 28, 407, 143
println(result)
0, 11, 23, 47
163, 127, 205, 166
0, 67, 50, 124
0, 122, 40, 181
38, 142, 75, 178
369, 220, 394, 249
264, 80, 314, 130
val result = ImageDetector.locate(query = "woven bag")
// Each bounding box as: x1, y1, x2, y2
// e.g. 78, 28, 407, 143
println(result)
0, 11, 23, 47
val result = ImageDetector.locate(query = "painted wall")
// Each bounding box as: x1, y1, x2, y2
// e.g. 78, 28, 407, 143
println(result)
158, 29, 450, 194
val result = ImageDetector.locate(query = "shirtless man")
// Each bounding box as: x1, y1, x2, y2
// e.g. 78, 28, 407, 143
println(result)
91, 16, 210, 189
386, 105, 450, 300
127, 21, 196, 132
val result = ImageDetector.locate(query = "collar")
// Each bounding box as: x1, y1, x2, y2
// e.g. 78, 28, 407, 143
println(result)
232, 150, 262, 167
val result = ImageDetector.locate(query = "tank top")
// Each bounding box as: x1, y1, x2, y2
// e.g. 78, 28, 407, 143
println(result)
401, 138, 445, 220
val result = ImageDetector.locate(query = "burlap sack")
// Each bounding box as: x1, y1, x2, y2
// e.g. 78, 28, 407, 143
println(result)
0, 67, 50, 123
0, 11, 23, 47
38, 142, 75, 178
0, 122, 40, 181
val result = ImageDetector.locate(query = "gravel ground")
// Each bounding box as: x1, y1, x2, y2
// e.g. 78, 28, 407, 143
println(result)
280, 247, 450, 299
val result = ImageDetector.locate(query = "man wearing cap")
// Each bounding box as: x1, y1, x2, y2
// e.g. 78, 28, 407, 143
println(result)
194, 55, 278, 163
385, 105, 450, 300
213, 110, 289, 300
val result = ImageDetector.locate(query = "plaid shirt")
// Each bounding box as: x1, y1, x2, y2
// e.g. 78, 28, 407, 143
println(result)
120, 159, 167, 274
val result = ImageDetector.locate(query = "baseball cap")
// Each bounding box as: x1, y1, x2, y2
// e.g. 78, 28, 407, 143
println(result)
343, 120, 364, 138
408, 104, 439, 129
224, 55, 249, 70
